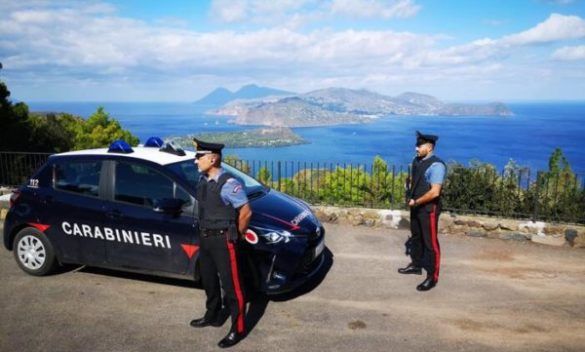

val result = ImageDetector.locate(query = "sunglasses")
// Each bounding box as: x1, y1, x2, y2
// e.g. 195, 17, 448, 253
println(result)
195, 151, 212, 160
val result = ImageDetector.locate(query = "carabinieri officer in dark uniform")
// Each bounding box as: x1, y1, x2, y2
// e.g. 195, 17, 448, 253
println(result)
399, 131, 446, 292
189, 138, 252, 348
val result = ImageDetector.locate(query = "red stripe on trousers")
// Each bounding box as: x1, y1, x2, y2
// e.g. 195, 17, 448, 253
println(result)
430, 205, 441, 282
226, 241, 245, 334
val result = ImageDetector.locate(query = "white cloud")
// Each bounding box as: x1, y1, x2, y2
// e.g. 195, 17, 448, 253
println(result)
209, 0, 248, 23
415, 14, 585, 67
209, 0, 320, 24
208, 0, 419, 24
552, 45, 585, 60
1, 2, 584, 101
541, 0, 575, 5
502, 13, 585, 45
0, 3, 435, 74
330, 0, 420, 19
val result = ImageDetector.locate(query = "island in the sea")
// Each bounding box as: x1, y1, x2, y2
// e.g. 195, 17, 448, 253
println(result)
166, 127, 307, 148
205, 87, 513, 127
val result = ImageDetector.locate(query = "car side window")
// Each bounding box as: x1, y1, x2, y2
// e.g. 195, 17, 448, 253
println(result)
54, 160, 102, 197
115, 162, 193, 212
175, 184, 196, 217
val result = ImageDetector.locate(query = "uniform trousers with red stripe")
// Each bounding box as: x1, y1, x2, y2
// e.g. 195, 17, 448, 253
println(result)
199, 234, 246, 334
409, 204, 441, 282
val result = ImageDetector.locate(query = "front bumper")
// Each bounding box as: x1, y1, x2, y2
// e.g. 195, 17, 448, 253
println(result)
265, 250, 326, 295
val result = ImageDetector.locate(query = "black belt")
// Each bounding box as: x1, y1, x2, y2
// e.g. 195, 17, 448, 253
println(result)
201, 228, 229, 238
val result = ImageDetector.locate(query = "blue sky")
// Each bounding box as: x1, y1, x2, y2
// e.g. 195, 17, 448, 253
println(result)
1, 0, 584, 102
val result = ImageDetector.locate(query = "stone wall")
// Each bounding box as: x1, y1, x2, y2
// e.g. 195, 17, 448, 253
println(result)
0, 187, 11, 221
312, 206, 585, 249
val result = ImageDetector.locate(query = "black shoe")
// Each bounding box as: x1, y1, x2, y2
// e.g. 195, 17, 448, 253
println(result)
189, 317, 223, 328
398, 264, 422, 275
416, 277, 437, 291
218, 331, 244, 348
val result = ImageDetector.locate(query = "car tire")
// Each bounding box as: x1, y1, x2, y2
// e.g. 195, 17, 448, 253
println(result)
13, 227, 58, 276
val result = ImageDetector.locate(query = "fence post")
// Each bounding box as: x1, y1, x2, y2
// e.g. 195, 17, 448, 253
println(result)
533, 171, 542, 221
277, 161, 281, 192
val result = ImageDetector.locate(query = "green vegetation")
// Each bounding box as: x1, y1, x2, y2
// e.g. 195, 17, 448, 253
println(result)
167, 127, 307, 148
442, 149, 584, 222
225, 156, 410, 208
1, 72, 138, 152
226, 150, 584, 224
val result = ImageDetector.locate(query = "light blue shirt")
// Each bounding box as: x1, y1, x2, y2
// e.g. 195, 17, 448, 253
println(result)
425, 162, 446, 185
205, 168, 249, 209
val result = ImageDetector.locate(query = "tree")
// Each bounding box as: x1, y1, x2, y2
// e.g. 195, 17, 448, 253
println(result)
1, 75, 138, 152
224, 155, 251, 174
72, 107, 139, 149
442, 160, 500, 214
256, 166, 272, 186
363, 155, 408, 207
318, 164, 370, 206
27, 113, 76, 152
0, 80, 32, 151
537, 148, 581, 221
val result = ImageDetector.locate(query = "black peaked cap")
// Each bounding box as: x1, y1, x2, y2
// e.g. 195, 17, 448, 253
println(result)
416, 130, 439, 146
192, 138, 224, 154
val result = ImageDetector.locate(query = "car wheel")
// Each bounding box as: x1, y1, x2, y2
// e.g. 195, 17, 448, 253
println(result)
13, 227, 58, 276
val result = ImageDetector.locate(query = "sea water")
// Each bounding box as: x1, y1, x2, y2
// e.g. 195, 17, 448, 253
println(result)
26, 102, 585, 176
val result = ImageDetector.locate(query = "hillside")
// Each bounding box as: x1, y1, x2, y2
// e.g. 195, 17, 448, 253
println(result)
210, 88, 513, 127
166, 127, 306, 148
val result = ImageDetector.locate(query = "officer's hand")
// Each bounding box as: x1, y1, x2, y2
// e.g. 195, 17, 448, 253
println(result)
408, 199, 416, 207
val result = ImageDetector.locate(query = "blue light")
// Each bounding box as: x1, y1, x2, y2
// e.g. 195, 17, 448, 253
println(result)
159, 142, 186, 156
144, 137, 164, 147
108, 140, 134, 154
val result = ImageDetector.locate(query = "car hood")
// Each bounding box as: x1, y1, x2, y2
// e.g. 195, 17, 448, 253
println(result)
249, 189, 320, 234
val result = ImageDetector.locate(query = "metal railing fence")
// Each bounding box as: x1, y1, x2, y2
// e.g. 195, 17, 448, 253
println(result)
1, 152, 583, 224
0, 152, 51, 188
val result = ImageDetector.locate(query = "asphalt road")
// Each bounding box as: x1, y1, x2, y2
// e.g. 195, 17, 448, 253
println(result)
1, 223, 585, 352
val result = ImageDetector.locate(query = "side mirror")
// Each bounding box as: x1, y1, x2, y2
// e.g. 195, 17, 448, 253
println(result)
153, 198, 185, 214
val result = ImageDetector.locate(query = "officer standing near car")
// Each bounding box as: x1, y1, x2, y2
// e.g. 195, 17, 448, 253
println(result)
398, 131, 446, 291
189, 138, 252, 348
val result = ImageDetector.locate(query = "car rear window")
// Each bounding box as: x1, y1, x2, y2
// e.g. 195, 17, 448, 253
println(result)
54, 160, 102, 197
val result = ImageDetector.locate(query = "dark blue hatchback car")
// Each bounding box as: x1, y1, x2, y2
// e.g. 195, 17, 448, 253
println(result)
3, 141, 325, 294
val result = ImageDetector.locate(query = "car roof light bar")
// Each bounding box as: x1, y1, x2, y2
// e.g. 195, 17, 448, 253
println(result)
108, 140, 134, 154
159, 142, 186, 156
144, 137, 164, 148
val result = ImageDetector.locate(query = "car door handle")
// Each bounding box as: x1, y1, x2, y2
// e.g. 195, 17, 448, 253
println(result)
105, 210, 123, 220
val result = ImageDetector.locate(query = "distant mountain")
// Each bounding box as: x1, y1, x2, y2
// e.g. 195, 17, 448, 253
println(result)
210, 88, 513, 127
195, 84, 294, 107
195, 87, 234, 107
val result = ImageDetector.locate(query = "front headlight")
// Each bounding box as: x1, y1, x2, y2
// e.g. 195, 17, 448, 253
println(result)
256, 227, 293, 244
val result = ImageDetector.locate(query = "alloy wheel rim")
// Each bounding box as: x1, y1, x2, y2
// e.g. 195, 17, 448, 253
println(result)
17, 235, 46, 270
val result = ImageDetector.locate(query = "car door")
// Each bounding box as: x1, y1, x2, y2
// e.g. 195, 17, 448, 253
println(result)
45, 157, 108, 265
103, 159, 198, 274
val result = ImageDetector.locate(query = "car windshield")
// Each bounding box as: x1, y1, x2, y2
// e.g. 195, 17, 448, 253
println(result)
165, 159, 267, 196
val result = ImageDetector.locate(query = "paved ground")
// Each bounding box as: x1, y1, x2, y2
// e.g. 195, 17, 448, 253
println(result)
1, 222, 584, 352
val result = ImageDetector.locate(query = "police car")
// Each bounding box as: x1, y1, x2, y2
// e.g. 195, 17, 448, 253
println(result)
3, 138, 326, 294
